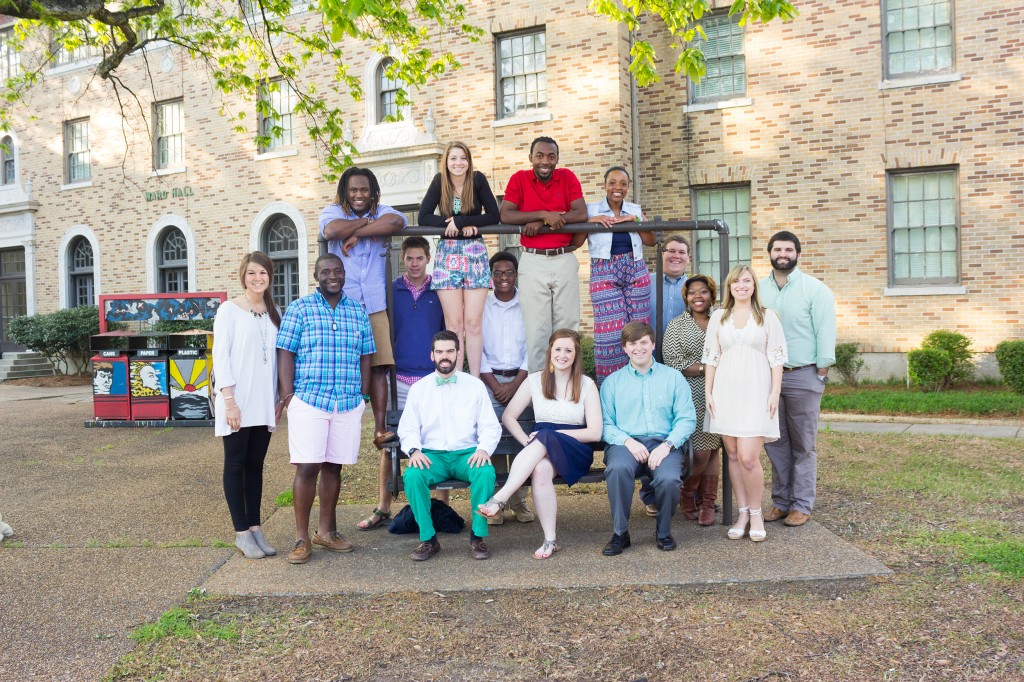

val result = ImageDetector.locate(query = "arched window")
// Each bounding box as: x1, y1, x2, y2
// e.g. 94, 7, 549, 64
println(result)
158, 227, 188, 293
377, 58, 403, 123
262, 215, 299, 307
67, 237, 94, 307
1, 135, 14, 185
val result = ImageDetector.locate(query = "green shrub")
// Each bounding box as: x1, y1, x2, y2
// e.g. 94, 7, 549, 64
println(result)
920, 329, 973, 388
7, 305, 99, 374
580, 334, 596, 380
995, 340, 1024, 395
151, 319, 215, 334
833, 342, 865, 385
908, 347, 952, 392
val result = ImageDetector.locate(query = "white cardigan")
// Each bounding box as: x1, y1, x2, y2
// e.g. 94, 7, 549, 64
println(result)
212, 301, 278, 437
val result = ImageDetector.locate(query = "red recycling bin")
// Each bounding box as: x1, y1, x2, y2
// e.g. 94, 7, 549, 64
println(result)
91, 351, 131, 420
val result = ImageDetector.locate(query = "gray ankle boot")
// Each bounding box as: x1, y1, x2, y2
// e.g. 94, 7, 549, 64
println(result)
250, 528, 276, 556
235, 530, 265, 559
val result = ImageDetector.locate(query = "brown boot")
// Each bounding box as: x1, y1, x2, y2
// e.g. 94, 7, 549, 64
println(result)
698, 475, 719, 526
679, 475, 701, 520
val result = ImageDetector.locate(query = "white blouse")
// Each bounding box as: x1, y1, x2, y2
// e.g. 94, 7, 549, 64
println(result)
212, 301, 278, 437
528, 372, 593, 425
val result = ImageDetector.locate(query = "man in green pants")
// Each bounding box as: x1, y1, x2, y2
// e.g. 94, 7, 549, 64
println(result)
398, 330, 501, 561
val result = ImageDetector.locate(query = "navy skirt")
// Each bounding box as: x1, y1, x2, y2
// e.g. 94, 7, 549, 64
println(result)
532, 421, 596, 486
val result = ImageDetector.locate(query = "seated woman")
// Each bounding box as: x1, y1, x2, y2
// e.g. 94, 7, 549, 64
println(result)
478, 329, 602, 558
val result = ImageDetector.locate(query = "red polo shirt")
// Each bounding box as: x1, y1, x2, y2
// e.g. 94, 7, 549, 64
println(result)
503, 168, 584, 249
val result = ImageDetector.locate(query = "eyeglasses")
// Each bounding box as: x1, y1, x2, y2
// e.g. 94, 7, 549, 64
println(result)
492, 269, 517, 279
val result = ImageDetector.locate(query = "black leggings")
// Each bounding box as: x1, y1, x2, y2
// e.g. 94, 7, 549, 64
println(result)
223, 426, 273, 532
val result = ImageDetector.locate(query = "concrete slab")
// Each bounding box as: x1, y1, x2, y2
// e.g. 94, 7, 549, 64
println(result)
821, 421, 911, 434
904, 423, 1023, 438
204, 496, 891, 596
0, 384, 92, 404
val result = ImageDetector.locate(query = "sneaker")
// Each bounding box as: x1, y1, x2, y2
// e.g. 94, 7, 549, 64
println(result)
486, 513, 505, 526
287, 539, 312, 564
511, 503, 535, 523
312, 531, 355, 553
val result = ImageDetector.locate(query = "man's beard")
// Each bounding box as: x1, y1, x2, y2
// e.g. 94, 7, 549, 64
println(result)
771, 255, 798, 271
435, 359, 455, 375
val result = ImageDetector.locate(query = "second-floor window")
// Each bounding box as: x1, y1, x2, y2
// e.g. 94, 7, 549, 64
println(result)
377, 58, 404, 123
64, 119, 91, 183
691, 13, 745, 102
884, 0, 954, 77
496, 29, 547, 119
52, 28, 102, 66
155, 99, 185, 169
1, 135, 14, 185
258, 80, 297, 152
1, 26, 19, 79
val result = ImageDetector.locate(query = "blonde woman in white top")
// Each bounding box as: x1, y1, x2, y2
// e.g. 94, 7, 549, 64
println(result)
213, 252, 281, 559
478, 329, 603, 558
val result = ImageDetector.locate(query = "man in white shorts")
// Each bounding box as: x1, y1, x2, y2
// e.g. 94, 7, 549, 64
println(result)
277, 253, 375, 564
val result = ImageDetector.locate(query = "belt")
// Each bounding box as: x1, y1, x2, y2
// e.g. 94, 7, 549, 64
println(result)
783, 364, 815, 373
523, 246, 576, 256
491, 368, 520, 377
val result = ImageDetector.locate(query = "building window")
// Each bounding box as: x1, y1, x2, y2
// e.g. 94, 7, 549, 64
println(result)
155, 100, 184, 169
1, 26, 19, 79
884, 0, 953, 77
257, 79, 297, 152
692, 185, 751, 278
888, 168, 959, 284
51, 28, 102, 66
158, 227, 189, 293
68, 237, 95, 307
1, 135, 14, 185
64, 119, 90, 183
691, 13, 745, 102
261, 215, 300, 308
496, 29, 547, 119
376, 58, 404, 123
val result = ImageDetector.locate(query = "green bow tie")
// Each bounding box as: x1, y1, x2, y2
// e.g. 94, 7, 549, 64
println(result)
436, 374, 457, 386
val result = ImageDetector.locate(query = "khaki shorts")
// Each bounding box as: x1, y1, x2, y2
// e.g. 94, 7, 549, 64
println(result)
369, 310, 394, 367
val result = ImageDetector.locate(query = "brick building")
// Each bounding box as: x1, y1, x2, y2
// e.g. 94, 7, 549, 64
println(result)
0, 0, 1020, 376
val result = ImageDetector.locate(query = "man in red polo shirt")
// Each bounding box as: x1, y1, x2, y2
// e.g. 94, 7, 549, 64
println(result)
500, 136, 588, 371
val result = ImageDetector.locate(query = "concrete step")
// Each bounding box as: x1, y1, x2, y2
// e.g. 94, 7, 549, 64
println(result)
2, 368, 56, 380
3, 359, 54, 370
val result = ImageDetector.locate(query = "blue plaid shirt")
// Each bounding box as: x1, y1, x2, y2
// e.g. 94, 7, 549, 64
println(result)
276, 289, 375, 413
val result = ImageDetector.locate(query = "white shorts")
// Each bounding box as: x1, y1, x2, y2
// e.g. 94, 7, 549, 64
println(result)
287, 395, 364, 465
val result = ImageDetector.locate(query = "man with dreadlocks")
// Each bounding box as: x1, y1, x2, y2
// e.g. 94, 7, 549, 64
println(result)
319, 167, 407, 452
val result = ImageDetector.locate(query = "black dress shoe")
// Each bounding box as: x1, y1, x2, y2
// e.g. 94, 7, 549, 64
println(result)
602, 532, 631, 556
656, 534, 677, 551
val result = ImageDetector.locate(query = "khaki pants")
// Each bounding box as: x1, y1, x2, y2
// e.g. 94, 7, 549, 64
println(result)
518, 251, 580, 372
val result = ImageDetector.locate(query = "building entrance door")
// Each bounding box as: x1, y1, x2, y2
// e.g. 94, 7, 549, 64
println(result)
0, 247, 28, 353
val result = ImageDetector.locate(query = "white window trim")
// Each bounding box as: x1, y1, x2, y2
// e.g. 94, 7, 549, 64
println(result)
0, 130, 20, 189
45, 56, 102, 77
491, 110, 553, 128
879, 72, 962, 90
249, 201, 310, 295
57, 226, 102, 309
363, 53, 412, 129
150, 167, 186, 177
254, 147, 298, 161
683, 97, 753, 113
60, 180, 93, 191
884, 284, 967, 296
146, 215, 198, 293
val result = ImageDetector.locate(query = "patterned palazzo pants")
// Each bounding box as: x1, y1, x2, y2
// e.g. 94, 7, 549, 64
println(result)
589, 254, 652, 382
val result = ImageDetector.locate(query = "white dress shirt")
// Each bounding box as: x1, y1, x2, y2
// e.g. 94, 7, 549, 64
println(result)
480, 290, 528, 373
397, 371, 502, 454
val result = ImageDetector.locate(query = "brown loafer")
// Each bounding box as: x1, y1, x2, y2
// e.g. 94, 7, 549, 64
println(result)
287, 539, 312, 564
763, 506, 789, 522
373, 431, 399, 449
784, 510, 811, 526
470, 538, 491, 560
411, 540, 441, 561
644, 503, 658, 518
312, 531, 355, 552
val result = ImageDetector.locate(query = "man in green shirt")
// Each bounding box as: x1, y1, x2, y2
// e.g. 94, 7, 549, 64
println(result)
759, 231, 836, 527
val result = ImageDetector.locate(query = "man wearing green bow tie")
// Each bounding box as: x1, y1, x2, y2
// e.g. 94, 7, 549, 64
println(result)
398, 330, 502, 561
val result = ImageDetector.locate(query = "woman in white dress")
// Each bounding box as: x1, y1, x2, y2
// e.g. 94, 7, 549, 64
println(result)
703, 265, 787, 542
478, 330, 603, 558
213, 252, 281, 559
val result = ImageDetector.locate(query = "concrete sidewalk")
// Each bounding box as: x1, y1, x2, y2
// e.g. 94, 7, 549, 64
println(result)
820, 413, 1024, 438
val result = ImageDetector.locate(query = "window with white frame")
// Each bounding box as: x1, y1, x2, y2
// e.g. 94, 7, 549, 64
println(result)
64, 119, 91, 183
496, 29, 547, 119
888, 168, 959, 285
1, 135, 14, 185
1, 26, 19, 79
261, 215, 300, 308
884, 0, 954, 78
691, 13, 745, 102
376, 58, 404, 123
68, 237, 95, 307
257, 79, 297, 152
51, 28, 102, 66
692, 185, 751, 278
158, 227, 189, 293
155, 99, 184, 170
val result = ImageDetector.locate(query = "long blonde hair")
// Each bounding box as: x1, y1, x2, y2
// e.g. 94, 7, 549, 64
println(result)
439, 141, 476, 217
721, 265, 766, 326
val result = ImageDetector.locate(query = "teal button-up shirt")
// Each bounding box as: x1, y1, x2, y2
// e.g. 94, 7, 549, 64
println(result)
600, 361, 696, 448
759, 267, 837, 369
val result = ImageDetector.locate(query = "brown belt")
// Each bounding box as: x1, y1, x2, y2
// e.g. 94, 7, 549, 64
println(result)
491, 369, 520, 377
522, 246, 577, 256
783, 364, 815, 373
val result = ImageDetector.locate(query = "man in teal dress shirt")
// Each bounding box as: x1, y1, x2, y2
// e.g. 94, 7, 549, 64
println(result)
599, 321, 696, 554
759, 231, 836, 527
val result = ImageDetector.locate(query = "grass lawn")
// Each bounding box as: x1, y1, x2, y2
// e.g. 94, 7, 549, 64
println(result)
106, 430, 1024, 681
822, 383, 1023, 418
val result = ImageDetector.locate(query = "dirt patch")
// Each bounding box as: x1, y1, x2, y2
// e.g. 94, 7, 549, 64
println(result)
2, 374, 91, 387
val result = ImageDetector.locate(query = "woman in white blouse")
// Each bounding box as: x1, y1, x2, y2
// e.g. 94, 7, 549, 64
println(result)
478, 330, 603, 558
213, 252, 281, 559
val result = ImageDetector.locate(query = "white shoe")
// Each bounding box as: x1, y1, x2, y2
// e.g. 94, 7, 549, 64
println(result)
748, 508, 767, 542
727, 507, 750, 540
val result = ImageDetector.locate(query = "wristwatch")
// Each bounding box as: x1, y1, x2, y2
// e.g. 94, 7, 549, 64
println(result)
817, 375, 829, 385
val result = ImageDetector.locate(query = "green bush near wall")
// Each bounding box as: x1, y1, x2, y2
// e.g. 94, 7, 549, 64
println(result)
995, 340, 1024, 395
6, 306, 99, 374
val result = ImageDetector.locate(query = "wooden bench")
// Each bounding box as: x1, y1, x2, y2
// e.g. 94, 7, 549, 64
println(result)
384, 409, 693, 496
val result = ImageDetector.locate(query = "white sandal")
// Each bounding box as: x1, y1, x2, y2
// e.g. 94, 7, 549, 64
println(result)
727, 507, 750, 540
748, 508, 767, 542
533, 540, 561, 559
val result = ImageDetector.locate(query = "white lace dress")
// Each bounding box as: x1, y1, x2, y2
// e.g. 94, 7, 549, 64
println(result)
701, 308, 788, 441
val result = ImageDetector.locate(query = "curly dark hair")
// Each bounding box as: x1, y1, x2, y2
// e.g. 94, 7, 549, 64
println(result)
336, 167, 381, 217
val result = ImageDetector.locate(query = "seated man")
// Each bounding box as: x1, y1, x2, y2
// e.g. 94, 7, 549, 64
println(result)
357, 236, 446, 532
599, 321, 696, 555
398, 331, 501, 561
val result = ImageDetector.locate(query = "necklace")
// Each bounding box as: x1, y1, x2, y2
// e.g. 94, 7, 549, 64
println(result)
254, 311, 269, 364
